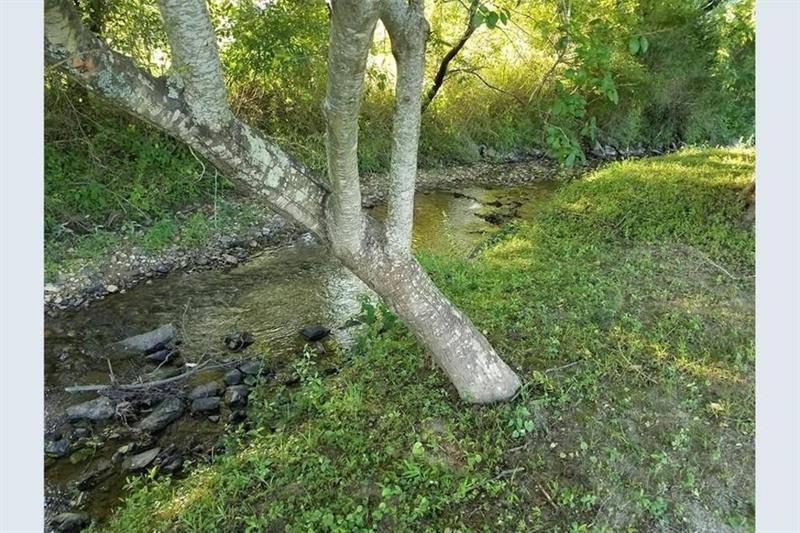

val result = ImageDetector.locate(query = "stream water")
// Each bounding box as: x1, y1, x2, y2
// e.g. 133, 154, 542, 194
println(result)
43, 182, 559, 527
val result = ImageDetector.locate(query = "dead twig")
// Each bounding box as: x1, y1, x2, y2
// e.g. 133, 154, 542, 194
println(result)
536, 480, 559, 511
64, 361, 226, 393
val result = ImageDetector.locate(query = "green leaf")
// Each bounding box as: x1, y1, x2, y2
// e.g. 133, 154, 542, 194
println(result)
639, 35, 650, 53
499, 11, 509, 25
486, 11, 499, 29
628, 36, 640, 55
565, 152, 577, 167
471, 11, 484, 27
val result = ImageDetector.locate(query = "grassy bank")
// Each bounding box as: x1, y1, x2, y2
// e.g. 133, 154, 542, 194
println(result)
104, 147, 754, 532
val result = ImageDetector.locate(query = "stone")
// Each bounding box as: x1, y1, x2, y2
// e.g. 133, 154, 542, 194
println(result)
207, 415, 220, 423
160, 452, 183, 473
136, 397, 184, 432
223, 253, 239, 264
66, 397, 115, 422
224, 331, 254, 351
45, 438, 70, 458
238, 359, 266, 376
224, 385, 250, 407
188, 381, 223, 400
51, 512, 90, 532
115, 324, 176, 354
76, 459, 113, 490
223, 368, 243, 386
123, 447, 161, 471
300, 325, 330, 342
106, 284, 119, 293
191, 396, 221, 414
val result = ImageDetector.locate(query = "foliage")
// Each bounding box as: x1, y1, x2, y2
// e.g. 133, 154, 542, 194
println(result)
103, 148, 755, 532
44, 0, 755, 250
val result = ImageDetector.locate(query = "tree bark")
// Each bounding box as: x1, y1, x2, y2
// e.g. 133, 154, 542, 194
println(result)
45, 0, 522, 403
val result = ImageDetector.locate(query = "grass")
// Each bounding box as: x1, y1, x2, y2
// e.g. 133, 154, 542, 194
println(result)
101, 147, 754, 532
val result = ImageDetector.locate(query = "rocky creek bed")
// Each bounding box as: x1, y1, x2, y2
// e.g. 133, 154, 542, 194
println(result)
44, 178, 563, 531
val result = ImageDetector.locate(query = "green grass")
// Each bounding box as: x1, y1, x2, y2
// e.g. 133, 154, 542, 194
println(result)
102, 147, 754, 532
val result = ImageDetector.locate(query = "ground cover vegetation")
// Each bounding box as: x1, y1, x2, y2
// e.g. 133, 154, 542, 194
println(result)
102, 147, 755, 531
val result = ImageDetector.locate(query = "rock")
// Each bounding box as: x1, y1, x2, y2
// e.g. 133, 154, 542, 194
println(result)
115, 324, 176, 354
224, 331, 254, 351
123, 447, 161, 471
207, 415, 220, 423
300, 325, 330, 342
188, 381, 223, 400
76, 459, 113, 490
191, 396, 220, 414
66, 397, 115, 422
238, 359, 266, 376
144, 348, 174, 364
224, 385, 250, 407
44, 283, 59, 293
223, 368, 243, 386
136, 397, 184, 432
68, 448, 93, 464
45, 438, 70, 458
155, 262, 172, 274
160, 452, 183, 473
243, 375, 257, 386
106, 284, 119, 293
223, 253, 239, 264
51, 512, 90, 532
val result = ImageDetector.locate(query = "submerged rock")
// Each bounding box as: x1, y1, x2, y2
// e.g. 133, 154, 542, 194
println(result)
51, 512, 90, 532
123, 447, 161, 471
76, 459, 113, 490
66, 397, 115, 422
188, 381, 223, 400
224, 385, 250, 407
115, 324, 176, 354
144, 348, 174, 364
224, 331, 254, 351
136, 397, 184, 432
300, 325, 330, 341
191, 396, 221, 414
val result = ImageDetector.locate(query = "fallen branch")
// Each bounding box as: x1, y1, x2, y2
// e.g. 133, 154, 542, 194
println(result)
64, 361, 225, 393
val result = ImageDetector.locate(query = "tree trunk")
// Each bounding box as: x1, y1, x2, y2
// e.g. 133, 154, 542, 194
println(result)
44, 0, 522, 403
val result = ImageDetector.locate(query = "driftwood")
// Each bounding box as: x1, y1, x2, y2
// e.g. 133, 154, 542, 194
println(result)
64, 362, 226, 394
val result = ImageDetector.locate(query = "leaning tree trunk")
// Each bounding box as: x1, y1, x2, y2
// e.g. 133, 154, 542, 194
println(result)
44, 0, 521, 403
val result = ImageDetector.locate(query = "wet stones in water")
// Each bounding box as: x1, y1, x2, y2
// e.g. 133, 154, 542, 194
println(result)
76, 459, 113, 490
188, 380, 223, 400
51, 512, 90, 532
123, 447, 161, 471
45, 437, 70, 458
300, 325, 330, 342
224, 331, 254, 352
136, 397, 184, 432
115, 324, 176, 355
223, 368, 243, 386
239, 359, 270, 377
66, 397, 115, 422
224, 385, 249, 407
191, 396, 221, 414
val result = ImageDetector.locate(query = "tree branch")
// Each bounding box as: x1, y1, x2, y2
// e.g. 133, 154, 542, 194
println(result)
381, 0, 429, 256
421, 0, 479, 112
157, 0, 232, 130
322, 0, 381, 255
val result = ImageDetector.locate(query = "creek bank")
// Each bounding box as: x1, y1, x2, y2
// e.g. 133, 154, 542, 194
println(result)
44, 323, 337, 531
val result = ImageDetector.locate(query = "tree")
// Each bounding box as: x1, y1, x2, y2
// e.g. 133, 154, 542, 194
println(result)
44, 0, 521, 403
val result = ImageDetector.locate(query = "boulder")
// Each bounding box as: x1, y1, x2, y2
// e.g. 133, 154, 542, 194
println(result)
239, 359, 267, 376
115, 324, 176, 355
191, 397, 221, 414
300, 325, 330, 342
188, 381, 223, 400
66, 397, 115, 422
51, 512, 90, 532
123, 447, 161, 471
224, 385, 250, 407
136, 397, 184, 432
224, 331, 254, 351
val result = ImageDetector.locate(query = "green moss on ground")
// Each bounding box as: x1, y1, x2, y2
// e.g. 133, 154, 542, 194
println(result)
104, 147, 754, 532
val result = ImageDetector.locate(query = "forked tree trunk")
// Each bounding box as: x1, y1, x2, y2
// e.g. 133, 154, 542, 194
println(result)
44, 0, 522, 403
